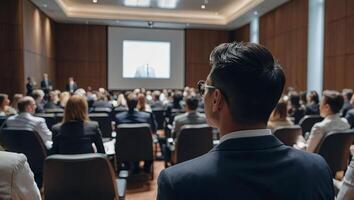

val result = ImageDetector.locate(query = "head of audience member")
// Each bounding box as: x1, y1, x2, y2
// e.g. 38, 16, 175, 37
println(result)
68, 77, 74, 83
137, 93, 148, 111
307, 90, 319, 105
63, 95, 89, 123
96, 92, 107, 102
269, 98, 288, 121
27, 76, 32, 84
0, 94, 10, 110
172, 91, 183, 109
202, 42, 285, 135
32, 90, 44, 103
289, 91, 301, 108
43, 73, 48, 81
18, 96, 36, 114
11, 94, 23, 111
48, 91, 59, 104
185, 95, 199, 112
319, 90, 344, 117
59, 92, 70, 108
74, 88, 86, 96
117, 94, 127, 107
342, 88, 353, 102
126, 93, 138, 111
299, 91, 307, 106
152, 91, 161, 102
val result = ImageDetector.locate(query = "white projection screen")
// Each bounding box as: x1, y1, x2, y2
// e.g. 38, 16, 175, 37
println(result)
108, 27, 185, 89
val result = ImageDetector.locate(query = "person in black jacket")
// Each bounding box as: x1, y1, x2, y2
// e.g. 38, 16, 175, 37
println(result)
51, 95, 105, 155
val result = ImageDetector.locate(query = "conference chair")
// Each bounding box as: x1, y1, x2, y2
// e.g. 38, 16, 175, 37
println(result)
55, 113, 64, 123
91, 107, 112, 114
0, 116, 7, 128
273, 126, 303, 146
299, 115, 323, 137
0, 128, 47, 188
115, 123, 154, 179
35, 113, 57, 130
314, 130, 354, 178
89, 113, 113, 139
43, 154, 126, 200
152, 108, 165, 130
168, 124, 213, 166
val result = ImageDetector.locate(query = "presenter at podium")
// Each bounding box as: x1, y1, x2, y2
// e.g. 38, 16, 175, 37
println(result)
134, 64, 156, 78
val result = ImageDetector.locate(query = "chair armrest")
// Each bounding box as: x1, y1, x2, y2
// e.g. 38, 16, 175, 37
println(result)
116, 178, 127, 200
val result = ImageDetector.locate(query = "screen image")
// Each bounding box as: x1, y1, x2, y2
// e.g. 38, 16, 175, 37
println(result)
123, 40, 170, 79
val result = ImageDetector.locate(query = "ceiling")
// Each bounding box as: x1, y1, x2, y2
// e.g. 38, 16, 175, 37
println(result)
30, 0, 289, 30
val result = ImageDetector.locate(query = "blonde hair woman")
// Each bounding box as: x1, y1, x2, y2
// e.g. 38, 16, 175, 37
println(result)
59, 91, 70, 108
51, 95, 105, 154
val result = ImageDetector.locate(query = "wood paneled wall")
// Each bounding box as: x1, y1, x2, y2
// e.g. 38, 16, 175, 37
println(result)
230, 24, 250, 42
23, 0, 55, 87
55, 24, 107, 90
323, 0, 354, 90
0, 0, 24, 96
185, 29, 229, 87
259, 0, 308, 91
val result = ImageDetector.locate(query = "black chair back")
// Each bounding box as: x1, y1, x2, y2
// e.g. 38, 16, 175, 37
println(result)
0, 128, 47, 187
152, 109, 165, 130
0, 116, 7, 127
299, 115, 323, 136
315, 130, 354, 177
273, 126, 302, 146
89, 113, 113, 138
176, 124, 213, 163
44, 153, 126, 200
56, 113, 64, 123
35, 113, 57, 130
91, 107, 112, 114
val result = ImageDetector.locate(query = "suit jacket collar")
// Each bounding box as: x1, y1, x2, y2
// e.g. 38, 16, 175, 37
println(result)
212, 135, 283, 152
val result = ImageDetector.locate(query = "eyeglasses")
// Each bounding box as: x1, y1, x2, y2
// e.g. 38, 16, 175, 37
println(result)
197, 80, 216, 96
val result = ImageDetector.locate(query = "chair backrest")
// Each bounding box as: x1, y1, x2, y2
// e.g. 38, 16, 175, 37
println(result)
315, 130, 354, 176
115, 123, 153, 162
176, 124, 213, 163
152, 108, 165, 130
91, 107, 112, 114
299, 115, 323, 136
273, 126, 303, 146
0, 128, 47, 187
45, 108, 64, 114
44, 154, 119, 200
89, 113, 113, 138
0, 116, 7, 128
55, 113, 64, 123
35, 113, 57, 130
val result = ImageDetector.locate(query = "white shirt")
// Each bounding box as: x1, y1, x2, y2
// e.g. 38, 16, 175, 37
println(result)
220, 129, 272, 144
0, 151, 41, 200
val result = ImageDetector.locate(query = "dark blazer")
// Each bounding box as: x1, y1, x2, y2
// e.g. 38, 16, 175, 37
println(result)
342, 101, 352, 117
305, 103, 320, 115
65, 82, 78, 93
115, 110, 157, 133
157, 135, 334, 200
26, 83, 33, 96
40, 80, 52, 94
346, 109, 354, 128
51, 120, 105, 155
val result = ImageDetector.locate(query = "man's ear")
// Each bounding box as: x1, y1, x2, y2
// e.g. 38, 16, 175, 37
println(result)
212, 89, 223, 112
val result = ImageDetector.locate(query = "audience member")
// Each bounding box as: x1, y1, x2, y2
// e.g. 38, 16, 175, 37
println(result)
92, 92, 113, 109
299, 91, 307, 107
51, 95, 105, 155
59, 92, 70, 108
341, 88, 353, 117
11, 94, 23, 112
296, 90, 350, 152
137, 93, 151, 112
32, 90, 45, 113
66, 77, 77, 93
335, 157, 354, 200
116, 93, 127, 108
25, 77, 35, 96
157, 42, 334, 199
305, 90, 320, 115
40, 73, 53, 96
0, 151, 41, 200
6, 96, 52, 149
288, 91, 305, 124
0, 94, 17, 116
44, 91, 60, 110
268, 98, 294, 132
150, 91, 164, 109
345, 95, 354, 129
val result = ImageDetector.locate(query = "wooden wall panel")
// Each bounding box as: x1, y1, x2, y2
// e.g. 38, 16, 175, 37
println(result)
23, 0, 56, 87
259, 0, 308, 91
324, 0, 354, 90
0, 0, 24, 96
55, 24, 107, 90
185, 29, 229, 87
231, 24, 250, 42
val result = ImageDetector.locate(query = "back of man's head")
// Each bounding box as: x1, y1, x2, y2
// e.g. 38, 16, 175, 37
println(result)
126, 93, 138, 111
18, 96, 34, 113
185, 95, 199, 111
209, 42, 285, 125
342, 88, 353, 101
323, 90, 344, 114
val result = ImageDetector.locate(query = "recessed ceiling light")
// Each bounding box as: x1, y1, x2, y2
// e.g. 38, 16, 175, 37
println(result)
93, 0, 98, 3
201, 4, 206, 9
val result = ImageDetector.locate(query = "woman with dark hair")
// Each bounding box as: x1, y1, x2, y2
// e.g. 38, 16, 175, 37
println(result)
51, 95, 105, 155
0, 94, 17, 116
305, 90, 320, 115
268, 98, 294, 132
288, 91, 306, 124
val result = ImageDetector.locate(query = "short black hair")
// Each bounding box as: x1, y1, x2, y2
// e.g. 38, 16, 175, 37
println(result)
209, 42, 285, 124
322, 90, 344, 114
289, 92, 300, 107
309, 91, 319, 104
342, 89, 353, 101
185, 95, 199, 111
126, 93, 138, 111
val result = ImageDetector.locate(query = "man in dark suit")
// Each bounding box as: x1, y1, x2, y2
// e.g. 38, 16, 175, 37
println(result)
66, 77, 78, 93
40, 73, 53, 97
115, 92, 157, 173
157, 42, 334, 200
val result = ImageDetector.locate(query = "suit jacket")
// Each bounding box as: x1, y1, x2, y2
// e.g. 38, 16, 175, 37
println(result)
66, 82, 77, 93
157, 135, 334, 200
345, 109, 354, 129
6, 113, 52, 149
115, 110, 157, 133
305, 103, 320, 115
172, 111, 207, 139
0, 151, 41, 200
336, 157, 354, 200
40, 80, 52, 93
51, 120, 105, 155
342, 101, 352, 117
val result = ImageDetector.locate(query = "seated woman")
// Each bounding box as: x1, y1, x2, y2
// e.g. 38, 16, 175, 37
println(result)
268, 98, 294, 132
0, 93, 17, 116
51, 95, 105, 155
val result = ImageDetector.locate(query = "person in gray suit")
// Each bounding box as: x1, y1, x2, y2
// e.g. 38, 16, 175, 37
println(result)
335, 157, 354, 200
6, 96, 52, 149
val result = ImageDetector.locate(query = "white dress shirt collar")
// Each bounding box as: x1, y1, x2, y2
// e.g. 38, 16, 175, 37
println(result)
219, 129, 272, 144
